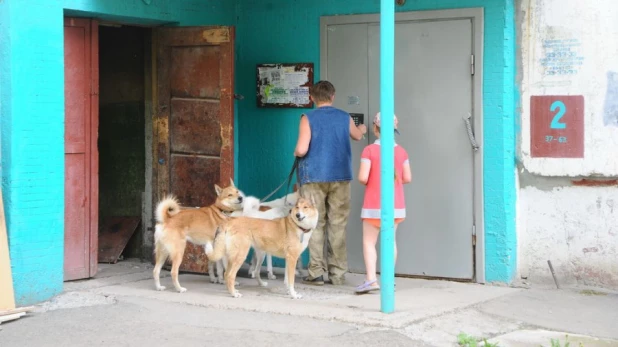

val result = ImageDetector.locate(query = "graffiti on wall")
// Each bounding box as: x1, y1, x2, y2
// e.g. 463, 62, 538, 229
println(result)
540, 38, 585, 76
603, 71, 618, 127
521, 0, 618, 176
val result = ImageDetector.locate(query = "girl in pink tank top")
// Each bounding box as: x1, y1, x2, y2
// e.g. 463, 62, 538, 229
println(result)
355, 113, 412, 294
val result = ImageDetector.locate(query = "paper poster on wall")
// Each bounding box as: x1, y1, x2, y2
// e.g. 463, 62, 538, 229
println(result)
603, 71, 618, 127
530, 95, 585, 158
256, 63, 314, 108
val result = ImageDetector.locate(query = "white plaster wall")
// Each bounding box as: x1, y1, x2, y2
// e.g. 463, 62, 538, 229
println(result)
520, 0, 618, 176
519, 186, 618, 289
518, 0, 618, 289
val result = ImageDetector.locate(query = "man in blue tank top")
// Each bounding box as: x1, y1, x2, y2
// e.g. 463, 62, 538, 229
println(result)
294, 80, 367, 285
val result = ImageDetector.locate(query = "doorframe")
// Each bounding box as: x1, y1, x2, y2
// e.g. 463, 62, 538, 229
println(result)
63, 17, 100, 279
319, 8, 485, 283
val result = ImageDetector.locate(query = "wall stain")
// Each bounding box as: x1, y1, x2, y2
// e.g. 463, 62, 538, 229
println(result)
582, 247, 599, 254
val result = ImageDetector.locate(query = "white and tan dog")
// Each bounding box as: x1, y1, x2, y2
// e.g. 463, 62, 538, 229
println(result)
205, 195, 318, 299
152, 179, 243, 293
231, 192, 300, 280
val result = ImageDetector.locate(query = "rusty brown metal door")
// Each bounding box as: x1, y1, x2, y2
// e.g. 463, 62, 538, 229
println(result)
153, 27, 235, 273
64, 18, 99, 281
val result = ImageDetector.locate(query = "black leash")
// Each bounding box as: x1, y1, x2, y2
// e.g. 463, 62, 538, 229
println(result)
259, 157, 300, 203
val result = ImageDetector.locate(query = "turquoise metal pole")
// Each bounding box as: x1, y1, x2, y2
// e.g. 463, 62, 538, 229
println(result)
379, 0, 395, 314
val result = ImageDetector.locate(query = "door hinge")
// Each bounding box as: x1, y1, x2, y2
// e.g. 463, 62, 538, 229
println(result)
472, 224, 477, 246
470, 55, 475, 75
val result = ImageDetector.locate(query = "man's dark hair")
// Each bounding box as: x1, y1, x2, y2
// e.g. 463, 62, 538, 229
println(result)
309, 80, 336, 103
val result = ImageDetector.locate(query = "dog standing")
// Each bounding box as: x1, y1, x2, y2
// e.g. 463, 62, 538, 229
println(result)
232, 192, 299, 280
260, 191, 312, 280
152, 179, 243, 292
205, 195, 318, 299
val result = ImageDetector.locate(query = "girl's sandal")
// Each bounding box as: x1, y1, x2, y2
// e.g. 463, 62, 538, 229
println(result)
355, 280, 380, 294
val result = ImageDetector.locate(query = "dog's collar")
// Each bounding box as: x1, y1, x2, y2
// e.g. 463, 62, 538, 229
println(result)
217, 208, 235, 217
298, 226, 312, 233
222, 210, 234, 217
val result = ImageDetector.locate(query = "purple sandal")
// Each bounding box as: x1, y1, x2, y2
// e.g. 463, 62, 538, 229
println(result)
355, 280, 380, 294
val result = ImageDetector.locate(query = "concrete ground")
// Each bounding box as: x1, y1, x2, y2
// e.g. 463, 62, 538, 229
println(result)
1, 259, 617, 347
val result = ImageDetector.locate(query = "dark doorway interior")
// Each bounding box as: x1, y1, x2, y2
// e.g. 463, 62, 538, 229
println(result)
98, 25, 147, 261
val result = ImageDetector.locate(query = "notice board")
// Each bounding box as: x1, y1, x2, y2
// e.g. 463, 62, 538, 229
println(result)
256, 63, 314, 108
530, 95, 585, 158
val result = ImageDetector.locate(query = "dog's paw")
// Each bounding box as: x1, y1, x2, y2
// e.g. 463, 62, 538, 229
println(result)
231, 290, 243, 298
250, 272, 256, 279
209, 277, 218, 284
155, 285, 166, 291
289, 291, 303, 299
294, 270, 301, 276
176, 287, 187, 293
267, 272, 277, 280
216, 278, 225, 285
259, 281, 268, 287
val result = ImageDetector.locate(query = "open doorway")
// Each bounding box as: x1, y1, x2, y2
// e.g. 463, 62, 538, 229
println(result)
63, 20, 235, 280
97, 24, 150, 265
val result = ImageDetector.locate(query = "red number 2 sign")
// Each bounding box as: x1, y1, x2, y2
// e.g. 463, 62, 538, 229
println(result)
530, 95, 584, 158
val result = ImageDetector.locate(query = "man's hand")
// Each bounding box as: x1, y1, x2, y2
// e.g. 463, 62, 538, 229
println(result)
350, 118, 366, 141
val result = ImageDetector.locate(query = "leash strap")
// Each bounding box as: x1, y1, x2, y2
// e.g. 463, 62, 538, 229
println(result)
259, 157, 300, 203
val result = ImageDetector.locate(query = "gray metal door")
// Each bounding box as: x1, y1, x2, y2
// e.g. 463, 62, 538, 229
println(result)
369, 20, 474, 279
326, 17, 475, 279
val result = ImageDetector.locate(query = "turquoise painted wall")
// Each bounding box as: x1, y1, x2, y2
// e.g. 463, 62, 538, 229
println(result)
0, 0, 66, 307
0, 0, 234, 306
235, 0, 517, 282
1, 0, 516, 306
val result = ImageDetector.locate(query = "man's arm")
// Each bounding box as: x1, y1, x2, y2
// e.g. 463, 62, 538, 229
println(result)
294, 115, 311, 157
349, 118, 367, 141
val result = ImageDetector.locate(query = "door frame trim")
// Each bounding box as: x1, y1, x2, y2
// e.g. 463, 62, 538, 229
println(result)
319, 8, 485, 283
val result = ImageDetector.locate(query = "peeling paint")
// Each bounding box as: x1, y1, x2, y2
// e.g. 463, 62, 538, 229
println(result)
572, 179, 618, 187
220, 124, 232, 150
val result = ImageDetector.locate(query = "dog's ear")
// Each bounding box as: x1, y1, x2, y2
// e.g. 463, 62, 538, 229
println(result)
293, 184, 299, 193
310, 193, 316, 207
229, 178, 236, 188
214, 184, 222, 196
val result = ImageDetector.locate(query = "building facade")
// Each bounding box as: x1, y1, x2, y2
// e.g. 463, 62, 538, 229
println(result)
1, 0, 613, 306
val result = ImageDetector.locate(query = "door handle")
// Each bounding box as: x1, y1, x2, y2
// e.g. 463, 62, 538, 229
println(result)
463, 112, 480, 152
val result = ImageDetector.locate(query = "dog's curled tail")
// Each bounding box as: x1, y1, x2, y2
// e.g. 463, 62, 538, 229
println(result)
155, 195, 181, 224
205, 225, 227, 261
